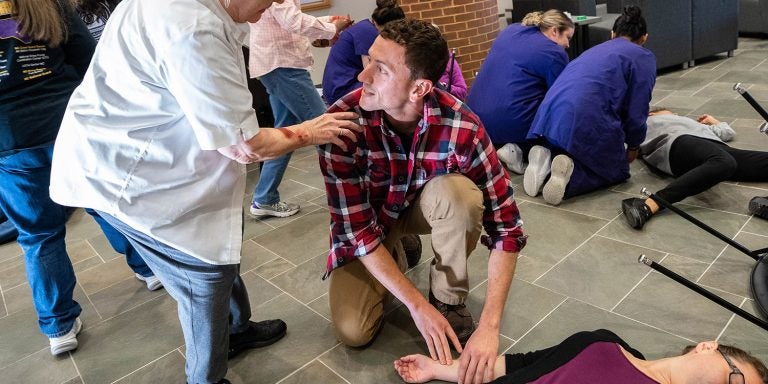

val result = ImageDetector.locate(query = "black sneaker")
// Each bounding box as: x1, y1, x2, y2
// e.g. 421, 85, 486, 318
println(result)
228, 319, 287, 359
400, 234, 422, 268
621, 198, 654, 229
749, 196, 768, 220
428, 291, 475, 348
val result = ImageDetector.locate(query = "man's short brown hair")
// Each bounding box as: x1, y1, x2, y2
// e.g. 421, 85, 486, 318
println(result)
379, 19, 449, 84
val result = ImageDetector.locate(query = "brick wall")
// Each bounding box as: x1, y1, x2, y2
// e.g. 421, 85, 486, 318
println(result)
398, 0, 499, 86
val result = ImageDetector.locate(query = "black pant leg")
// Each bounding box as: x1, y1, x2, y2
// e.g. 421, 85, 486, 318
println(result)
722, 146, 768, 182
655, 135, 737, 204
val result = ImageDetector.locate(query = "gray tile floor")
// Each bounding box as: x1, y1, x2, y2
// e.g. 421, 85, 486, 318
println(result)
2, 37, 768, 383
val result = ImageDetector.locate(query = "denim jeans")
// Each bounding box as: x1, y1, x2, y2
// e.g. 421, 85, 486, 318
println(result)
84, 209, 153, 277
0, 146, 81, 337
253, 67, 327, 205
96, 212, 251, 384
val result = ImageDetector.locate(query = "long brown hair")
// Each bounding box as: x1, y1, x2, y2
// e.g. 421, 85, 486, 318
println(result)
9, 0, 70, 47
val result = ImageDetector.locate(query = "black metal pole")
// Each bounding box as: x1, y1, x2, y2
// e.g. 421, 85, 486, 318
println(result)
641, 188, 758, 260
734, 83, 768, 122
447, 48, 456, 91
639, 255, 768, 332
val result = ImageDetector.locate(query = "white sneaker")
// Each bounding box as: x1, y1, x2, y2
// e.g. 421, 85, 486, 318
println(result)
49, 317, 82, 355
542, 154, 574, 206
135, 273, 163, 291
523, 146, 552, 197
496, 143, 526, 174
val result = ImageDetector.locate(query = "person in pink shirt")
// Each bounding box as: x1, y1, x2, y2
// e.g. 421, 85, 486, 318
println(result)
247, 0, 351, 218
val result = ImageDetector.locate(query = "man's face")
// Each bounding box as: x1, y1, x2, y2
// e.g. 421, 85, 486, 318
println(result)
357, 37, 417, 114
229, 0, 283, 23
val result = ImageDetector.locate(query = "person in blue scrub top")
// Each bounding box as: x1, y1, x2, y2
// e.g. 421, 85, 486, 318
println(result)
525, 5, 656, 205
467, 9, 573, 174
321, 0, 404, 106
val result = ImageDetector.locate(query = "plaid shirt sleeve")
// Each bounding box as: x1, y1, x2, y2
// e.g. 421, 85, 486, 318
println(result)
451, 101, 527, 252
318, 96, 384, 272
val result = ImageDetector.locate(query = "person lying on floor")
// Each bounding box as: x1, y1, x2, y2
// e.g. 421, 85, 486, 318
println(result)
622, 107, 768, 229
393, 328, 767, 384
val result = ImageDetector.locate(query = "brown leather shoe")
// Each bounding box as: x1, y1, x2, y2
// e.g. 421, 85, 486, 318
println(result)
428, 291, 475, 347
400, 234, 422, 268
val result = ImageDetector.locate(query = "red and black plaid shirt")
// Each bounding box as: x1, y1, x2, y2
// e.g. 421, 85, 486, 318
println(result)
319, 89, 526, 275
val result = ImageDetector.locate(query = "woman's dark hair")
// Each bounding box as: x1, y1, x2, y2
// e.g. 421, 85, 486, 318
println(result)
681, 344, 768, 382
612, 5, 647, 42
371, 0, 405, 27
379, 19, 448, 84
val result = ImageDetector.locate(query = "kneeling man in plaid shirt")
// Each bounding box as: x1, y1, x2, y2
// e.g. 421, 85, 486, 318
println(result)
318, 18, 527, 384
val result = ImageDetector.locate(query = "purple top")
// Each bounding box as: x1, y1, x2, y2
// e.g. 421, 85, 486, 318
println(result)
438, 52, 468, 101
531, 342, 658, 384
322, 19, 378, 105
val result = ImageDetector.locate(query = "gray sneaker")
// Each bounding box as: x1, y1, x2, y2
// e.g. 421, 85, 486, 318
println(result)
250, 201, 300, 218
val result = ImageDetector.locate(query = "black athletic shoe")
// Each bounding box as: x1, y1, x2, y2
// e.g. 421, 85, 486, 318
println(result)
400, 234, 423, 268
749, 196, 768, 220
228, 319, 287, 359
621, 198, 654, 229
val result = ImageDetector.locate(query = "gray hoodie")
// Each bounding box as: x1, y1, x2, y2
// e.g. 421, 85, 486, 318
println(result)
639, 114, 735, 174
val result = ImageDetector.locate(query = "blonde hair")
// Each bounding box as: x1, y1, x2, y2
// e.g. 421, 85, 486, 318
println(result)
521, 9, 574, 33
8, 0, 69, 47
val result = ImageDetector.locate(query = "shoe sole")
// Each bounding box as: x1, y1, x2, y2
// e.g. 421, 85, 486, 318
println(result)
249, 207, 300, 218
542, 155, 574, 206
497, 144, 525, 175
50, 318, 82, 355
749, 197, 768, 220
621, 200, 645, 229
228, 327, 287, 359
523, 146, 551, 197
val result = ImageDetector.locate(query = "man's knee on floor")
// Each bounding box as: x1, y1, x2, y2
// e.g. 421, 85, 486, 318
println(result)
424, 174, 484, 222
332, 318, 379, 347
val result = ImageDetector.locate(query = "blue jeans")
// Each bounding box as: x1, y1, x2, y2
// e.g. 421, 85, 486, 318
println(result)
253, 67, 327, 205
96, 212, 251, 384
84, 209, 153, 277
0, 146, 81, 337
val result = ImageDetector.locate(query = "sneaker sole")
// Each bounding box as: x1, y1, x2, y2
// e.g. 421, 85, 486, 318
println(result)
497, 144, 525, 175
523, 146, 551, 197
542, 155, 574, 206
249, 207, 300, 218
621, 200, 645, 229
749, 197, 768, 220
50, 318, 82, 355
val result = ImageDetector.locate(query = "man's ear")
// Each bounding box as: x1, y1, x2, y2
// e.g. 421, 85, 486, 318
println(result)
411, 80, 433, 100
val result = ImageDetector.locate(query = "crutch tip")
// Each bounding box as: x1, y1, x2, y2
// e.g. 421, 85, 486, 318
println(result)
638, 254, 652, 266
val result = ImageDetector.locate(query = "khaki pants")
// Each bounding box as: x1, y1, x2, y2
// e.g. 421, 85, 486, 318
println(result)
329, 174, 484, 346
